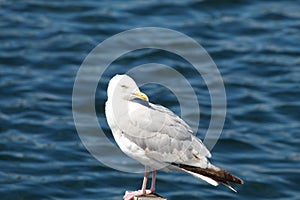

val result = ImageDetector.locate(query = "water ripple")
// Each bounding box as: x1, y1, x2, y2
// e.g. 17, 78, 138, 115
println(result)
1, 0, 300, 199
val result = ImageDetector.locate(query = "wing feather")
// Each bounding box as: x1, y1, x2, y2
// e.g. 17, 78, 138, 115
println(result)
122, 101, 211, 168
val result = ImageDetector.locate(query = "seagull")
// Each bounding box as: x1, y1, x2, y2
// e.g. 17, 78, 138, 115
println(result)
105, 74, 243, 200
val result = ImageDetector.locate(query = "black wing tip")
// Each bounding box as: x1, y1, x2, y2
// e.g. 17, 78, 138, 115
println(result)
218, 168, 244, 185
171, 162, 244, 185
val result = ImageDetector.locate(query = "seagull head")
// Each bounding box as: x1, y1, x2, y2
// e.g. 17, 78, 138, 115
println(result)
107, 74, 149, 102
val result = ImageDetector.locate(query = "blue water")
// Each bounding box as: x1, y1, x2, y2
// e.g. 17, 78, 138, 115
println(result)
1, 0, 300, 199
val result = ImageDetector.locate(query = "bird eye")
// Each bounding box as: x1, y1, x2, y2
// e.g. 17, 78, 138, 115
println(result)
121, 85, 128, 88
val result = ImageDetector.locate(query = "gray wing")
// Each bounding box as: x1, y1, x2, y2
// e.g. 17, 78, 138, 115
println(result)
123, 101, 211, 168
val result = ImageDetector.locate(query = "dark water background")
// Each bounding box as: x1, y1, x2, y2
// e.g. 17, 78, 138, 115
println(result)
1, 0, 300, 199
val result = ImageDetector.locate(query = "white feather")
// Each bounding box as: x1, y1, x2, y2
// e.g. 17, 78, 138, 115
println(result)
179, 168, 219, 186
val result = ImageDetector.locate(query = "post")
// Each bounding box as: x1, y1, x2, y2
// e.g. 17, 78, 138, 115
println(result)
124, 193, 167, 200
134, 194, 167, 200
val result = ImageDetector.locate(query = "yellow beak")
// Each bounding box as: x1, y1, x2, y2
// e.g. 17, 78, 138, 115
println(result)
132, 91, 149, 102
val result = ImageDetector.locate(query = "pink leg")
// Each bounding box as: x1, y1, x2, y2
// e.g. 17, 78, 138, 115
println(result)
141, 167, 150, 194
150, 169, 156, 193
123, 168, 156, 200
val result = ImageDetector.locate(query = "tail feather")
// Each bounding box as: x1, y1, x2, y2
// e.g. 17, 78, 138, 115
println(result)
171, 163, 243, 192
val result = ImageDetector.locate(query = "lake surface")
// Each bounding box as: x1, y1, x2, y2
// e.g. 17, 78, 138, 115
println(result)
1, 0, 300, 199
